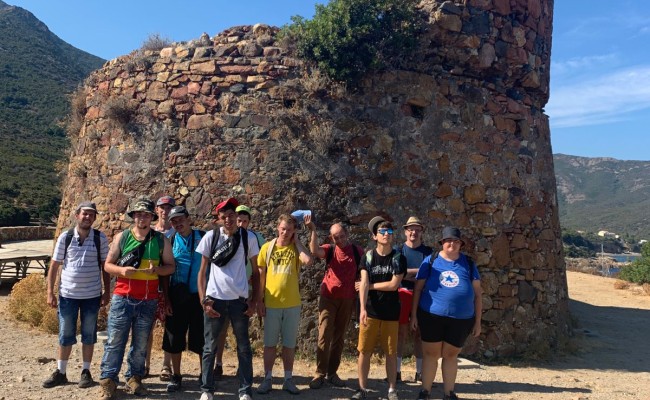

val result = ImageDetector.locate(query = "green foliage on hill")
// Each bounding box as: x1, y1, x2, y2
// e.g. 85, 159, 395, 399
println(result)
554, 154, 650, 240
619, 243, 650, 284
561, 229, 626, 258
280, 0, 422, 83
0, 2, 104, 225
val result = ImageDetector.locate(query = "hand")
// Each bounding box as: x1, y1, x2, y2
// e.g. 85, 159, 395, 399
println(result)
203, 299, 220, 318
354, 281, 361, 292
122, 267, 138, 277
304, 214, 315, 230
410, 314, 418, 332
101, 291, 110, 307
47, 292, 57, 308
245, 299, 256, 317
472, 321, 482, 337
257, 300, 266, 318
359, 309, 368, 327
165, 302, 173, 316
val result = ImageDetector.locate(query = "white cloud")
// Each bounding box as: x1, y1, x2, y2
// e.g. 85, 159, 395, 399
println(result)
547, 66, 650, 128
551, 53, 618, 76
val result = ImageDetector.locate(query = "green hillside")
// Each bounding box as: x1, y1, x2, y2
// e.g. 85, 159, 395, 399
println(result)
0, 0, 104, 225
554, 154, 650, 240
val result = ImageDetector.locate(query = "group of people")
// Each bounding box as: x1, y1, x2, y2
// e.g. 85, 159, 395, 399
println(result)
43, 195, 483, 400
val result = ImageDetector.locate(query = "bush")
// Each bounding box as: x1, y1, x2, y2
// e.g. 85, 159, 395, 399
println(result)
8, 274, 49, 327
281, 0, 422, 84
140, 33, 173, 52
618, 260, 650, 284
0, 202, 30, 226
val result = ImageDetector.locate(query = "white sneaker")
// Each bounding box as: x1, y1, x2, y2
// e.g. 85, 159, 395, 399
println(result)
200, 392, 214, 400
239, 393, 253, 400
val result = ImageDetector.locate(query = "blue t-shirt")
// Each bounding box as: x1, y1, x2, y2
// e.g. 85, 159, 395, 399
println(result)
399, 244, 433, 290
170, 229, 204, 293
416, 253, 480, 319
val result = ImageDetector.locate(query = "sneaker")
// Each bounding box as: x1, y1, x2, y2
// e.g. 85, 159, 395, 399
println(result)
327, 374, 346, 387
214, 364, 224, 381
200, 392, 214, 400
282, 378, 300, 395
443, 392, 460, 400
167, 374, 183, 392
125, 375, 148, 396
78, 368, 94, 388
309, 375, 325, 389
387, 390, 399, 400
160, 366, 172, 382
239, 393, 253, 400
416, 389, 430, 400
99, 378, 117, 400
257, 378, 273, 394
414, 372, 422, 383
43, 369, 68, 388
351, 388, 367, 399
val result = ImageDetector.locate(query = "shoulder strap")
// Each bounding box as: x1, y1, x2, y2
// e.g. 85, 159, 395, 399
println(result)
210, 228, 219, 256
241, 227, 248, 263
63, 228, 75, 261
118, 228, 130, 255
325, 245, 334, 265
155, 231, 165, 261
93, 229, 102, 270
364, 249, 374, 267
265, 238, 278, 267
198, 229, 206, 238
351, 244, 361, 267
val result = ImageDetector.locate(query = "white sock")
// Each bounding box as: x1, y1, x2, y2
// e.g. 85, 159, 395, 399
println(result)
57, 360, 68, 374
82, 361, 91, 371
416, 357, 422, 373
396, 357, 402, 372
265, 371, 273, 380
284, 370, 293, 380
388, 387, 397, 393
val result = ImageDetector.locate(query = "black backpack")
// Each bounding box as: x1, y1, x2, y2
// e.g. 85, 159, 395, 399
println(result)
63, 228, 102, 270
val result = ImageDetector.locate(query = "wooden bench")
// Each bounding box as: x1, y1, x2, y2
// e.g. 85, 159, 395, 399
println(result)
0, 250, 51, 286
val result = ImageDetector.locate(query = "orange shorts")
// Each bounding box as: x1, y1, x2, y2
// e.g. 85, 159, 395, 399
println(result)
398, 288, 413, 324
357, 317, 398, 355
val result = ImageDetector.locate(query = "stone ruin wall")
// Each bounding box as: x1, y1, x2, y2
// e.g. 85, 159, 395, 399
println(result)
58, 0, 568, 359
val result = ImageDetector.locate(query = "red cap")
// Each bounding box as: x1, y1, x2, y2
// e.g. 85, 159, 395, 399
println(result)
213, 197, 239, 215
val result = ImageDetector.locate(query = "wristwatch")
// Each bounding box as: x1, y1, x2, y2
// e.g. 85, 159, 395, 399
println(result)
202, 297, 210, 305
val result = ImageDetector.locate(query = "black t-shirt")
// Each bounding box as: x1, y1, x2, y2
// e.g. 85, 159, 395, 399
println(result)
360, 249, 407, 321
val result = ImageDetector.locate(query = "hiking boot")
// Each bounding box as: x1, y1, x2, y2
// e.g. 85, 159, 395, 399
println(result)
125, 375, 148, 396
414, 372, 422, 383
43, 369, 68, 388
443, 391, 460, 400
214, 364, 224, 381
200, 392, 214, 400
99, 378, 117, 400
167, 374, 182, 392
327, 374, 346, 387
351, 388, 367, 399
387, 390, 399, 400
78, 368, 94, 388
282, 378, 300, 395
416, 389, 430, 400
309, 375, 325, 389
257, 378, 273, 394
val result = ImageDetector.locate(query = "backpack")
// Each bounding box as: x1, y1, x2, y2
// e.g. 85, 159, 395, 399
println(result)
264, 237, 309, 268
210, 227, 248, 265
63, 228, 102, 270
325, 244, 362, 267
364, 248, 403, 273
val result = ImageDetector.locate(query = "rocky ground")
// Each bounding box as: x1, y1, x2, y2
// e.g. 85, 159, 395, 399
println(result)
0, 241, 649, 399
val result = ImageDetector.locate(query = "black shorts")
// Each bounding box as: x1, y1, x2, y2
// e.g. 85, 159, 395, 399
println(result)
417, 307, 474, 348
163, 292, 204, 354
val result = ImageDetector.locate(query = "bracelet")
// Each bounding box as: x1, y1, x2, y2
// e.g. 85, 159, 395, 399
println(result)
202, 296, 210, 305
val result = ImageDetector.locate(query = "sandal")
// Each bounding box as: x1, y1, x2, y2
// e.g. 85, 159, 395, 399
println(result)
160, 366, 172, 382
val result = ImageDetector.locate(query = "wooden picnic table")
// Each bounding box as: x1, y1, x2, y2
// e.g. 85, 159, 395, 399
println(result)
0, 250, 51, 286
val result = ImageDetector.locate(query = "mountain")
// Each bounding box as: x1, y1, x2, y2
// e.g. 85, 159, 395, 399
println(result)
0, 0, 104, 224
554, 154, 650, 240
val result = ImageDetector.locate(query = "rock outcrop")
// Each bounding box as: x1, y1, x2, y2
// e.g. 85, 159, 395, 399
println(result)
58, 0, 568, 359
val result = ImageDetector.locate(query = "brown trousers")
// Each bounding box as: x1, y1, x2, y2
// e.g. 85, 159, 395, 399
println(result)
316, 296, 355, 377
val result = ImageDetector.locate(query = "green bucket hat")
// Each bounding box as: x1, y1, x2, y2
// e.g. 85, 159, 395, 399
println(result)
127, 198, 158, 221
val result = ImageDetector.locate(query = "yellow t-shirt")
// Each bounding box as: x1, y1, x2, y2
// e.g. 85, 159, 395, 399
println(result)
258, 241, 301, 308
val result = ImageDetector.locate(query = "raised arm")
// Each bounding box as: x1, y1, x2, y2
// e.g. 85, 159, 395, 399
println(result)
305, 214, 326, 259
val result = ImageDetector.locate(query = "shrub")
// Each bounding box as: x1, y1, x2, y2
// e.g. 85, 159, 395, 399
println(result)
280, 0, 422, 84
618, 260, 650, 284
104, 96, 137, 127
140, 33, 173, 52
8, 274, 48, 327
0, 202, 30, 226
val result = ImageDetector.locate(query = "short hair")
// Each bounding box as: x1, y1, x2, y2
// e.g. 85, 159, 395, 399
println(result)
217, 203, 237, 214
238, 210, 251, 218
277, 213, 298, 228
377, 221, 393, 230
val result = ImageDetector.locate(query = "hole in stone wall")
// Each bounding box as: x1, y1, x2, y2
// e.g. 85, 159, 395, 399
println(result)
410, 104, 425, 120
283, 99, 296, 108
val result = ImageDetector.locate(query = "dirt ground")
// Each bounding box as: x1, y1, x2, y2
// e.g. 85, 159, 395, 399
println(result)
0, 240, 649, 400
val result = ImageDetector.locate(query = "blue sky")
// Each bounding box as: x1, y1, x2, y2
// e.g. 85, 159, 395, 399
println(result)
6, 0, 650, 161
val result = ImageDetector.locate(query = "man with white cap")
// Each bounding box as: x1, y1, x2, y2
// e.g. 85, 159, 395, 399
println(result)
396, 216, 432, 382
43, 201, 110, 390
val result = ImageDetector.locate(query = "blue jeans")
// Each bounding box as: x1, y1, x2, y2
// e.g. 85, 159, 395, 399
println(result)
58, 295, 101, 346
100, 294, 157, 381
201, 297, 253, 396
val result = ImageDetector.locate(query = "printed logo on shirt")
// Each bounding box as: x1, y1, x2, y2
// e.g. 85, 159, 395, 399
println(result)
271, 247, 296, 275
440, 270, 460, 288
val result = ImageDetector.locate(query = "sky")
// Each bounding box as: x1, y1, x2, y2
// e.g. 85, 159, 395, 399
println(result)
5, 0, 650, 161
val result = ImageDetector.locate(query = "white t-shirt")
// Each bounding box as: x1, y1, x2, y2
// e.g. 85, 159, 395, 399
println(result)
196, 227, 260, 300
52, 227, 109, 299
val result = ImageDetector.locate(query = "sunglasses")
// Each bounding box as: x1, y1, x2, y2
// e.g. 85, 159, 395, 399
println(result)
377, 228, 394, 235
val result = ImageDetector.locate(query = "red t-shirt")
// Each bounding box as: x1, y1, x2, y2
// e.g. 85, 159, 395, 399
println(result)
320, 243, 363, 299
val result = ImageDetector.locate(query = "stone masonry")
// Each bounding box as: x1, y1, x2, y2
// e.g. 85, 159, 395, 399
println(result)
58, 0, 568, 359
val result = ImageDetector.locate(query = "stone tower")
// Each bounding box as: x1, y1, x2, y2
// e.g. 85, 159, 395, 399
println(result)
59, 0, 568, 358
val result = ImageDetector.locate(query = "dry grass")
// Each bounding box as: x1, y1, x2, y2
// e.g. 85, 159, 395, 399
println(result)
8, 274, 48, 328
614, 280, 630, 290
104, 96, 138, 127
643, 283, 650, 296
66, 86, 87, 141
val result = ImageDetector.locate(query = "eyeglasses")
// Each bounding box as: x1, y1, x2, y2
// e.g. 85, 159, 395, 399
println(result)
377, 228, 394, 235
405, 227, 423, 233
